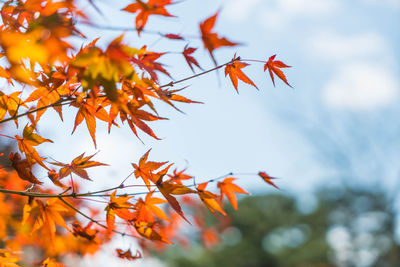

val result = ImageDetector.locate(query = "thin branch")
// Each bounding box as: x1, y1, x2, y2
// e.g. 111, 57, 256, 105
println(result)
58, 197, 137, 238
0, 99, 74, 124
159, 57, 238, 89
0, 172, 243, 198
0, 58, 239, 124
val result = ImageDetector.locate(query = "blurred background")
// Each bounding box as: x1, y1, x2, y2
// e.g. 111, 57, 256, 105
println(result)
1, 0, 399, 266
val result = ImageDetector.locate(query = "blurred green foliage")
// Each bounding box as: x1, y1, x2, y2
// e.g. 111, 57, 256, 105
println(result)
161, 187, 400, 267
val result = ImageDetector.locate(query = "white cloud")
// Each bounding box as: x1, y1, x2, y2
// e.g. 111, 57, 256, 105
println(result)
306, 31, 399, 111
308, 32, 388, 62
323, 63, 399, 110
258, 0, 341, 30
361, 0, 400, 9
224, 0, 261, 21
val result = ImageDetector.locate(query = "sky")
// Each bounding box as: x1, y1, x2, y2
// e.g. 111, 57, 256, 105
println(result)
2, 0, 399, 266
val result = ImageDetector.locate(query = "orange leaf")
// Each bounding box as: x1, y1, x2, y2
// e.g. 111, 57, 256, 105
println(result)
132, 149, 168, 190
225, 55, 258, 92
16, 124, 53, 170
197, 182, 226, 216
50, 152, 107, 181
123, 0, 175, 35
217, 177, 249, 210
134, 191, 169, 222
105, 191, 135, 236
134, 220, 171, 244
24, 199, 71, 245
264, 55, 292, 87
200, 11, 238, 65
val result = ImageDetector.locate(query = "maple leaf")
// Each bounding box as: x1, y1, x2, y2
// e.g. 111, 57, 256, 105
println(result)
134, 220, 171, 243
116, 248, 142, 261
132, 149, 168, 189
163, 33, 184, 40
71, 98, 111, 148
0, 91, 24, 123
258, 171, 279, 189
200, 11, 238, 65
155, 87, 203, 113
47, 170, 68, 189
225, 55, 258, 92
123, 0, 176, 35
72, 221, 99, 242
167, 168, 193, 185
134, 191, 169, 222
197, 182, 226, 216
25, 86, 67, 122
182, 45, 202, 73
16, 124, 53, 170
152, 165, 196, 223
105, 191, 135, 236
132, 48, 171, 82
23, 199, 71, 245
9, 152, 42, 184
50, 152, 107, 181
217, 177, 249, 210
264, 55, 292, 87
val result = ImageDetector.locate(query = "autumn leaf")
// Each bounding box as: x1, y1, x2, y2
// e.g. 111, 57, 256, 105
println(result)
225, 55, 258, 92
132, 149, 168, 189
25, 86, 67, 122
72, 221, 99, 242
123, 0, 176, 35
182, 45, 202, 72
9, 152, 42, 184
155, 87, 203, 113
116, 248, 142, 261
23, 199, 71, 245
197, 182, 226, 216
167, 168, 193, 185
105, 191, 135, 236
163, 33, 184, 40
152, 165, 194, 223
134, 220, 171, 243
134, 191, 169, 222
217, 177, 249, 210
264, 55, 292, 87
50, 152, 107, 181
200, 11, 238, 65
71, 99, 111, 148
258, 171, 279, 189
47, 170, 68, 189
0, 91, 24, 123
16, 124, 53, 170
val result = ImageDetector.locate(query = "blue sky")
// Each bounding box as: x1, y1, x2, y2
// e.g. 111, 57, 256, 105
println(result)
3, 0, 398, 265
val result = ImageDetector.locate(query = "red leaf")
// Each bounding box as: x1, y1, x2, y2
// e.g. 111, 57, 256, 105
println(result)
116, 249, 142, 261
182, 45, 202, 72
258, 171, 279, 189
200, 11, 238, 65
264, 55, 292, 88
164, 33, 184, 40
